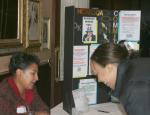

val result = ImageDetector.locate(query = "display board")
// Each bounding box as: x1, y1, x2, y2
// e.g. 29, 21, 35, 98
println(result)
63, 6, 141, 115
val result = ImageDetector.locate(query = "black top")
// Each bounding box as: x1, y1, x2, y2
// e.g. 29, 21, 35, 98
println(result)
112, 58, 150, 115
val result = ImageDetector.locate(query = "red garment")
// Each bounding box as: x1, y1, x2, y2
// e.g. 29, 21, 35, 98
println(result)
8, 78, 34, 105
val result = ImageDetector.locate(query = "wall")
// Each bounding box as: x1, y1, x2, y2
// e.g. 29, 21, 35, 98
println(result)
0, 0, 52, 109
0, 0, 51, 75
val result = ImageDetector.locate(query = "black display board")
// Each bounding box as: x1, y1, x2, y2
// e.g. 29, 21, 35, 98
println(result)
63, 6, 118, 115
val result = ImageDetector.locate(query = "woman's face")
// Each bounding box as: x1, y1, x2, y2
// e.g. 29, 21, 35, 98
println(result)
19, 63, 39, 90
91, 61, 118, 89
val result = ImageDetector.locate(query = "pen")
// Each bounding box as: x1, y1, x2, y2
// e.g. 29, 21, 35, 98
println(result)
97, 110, 110, 113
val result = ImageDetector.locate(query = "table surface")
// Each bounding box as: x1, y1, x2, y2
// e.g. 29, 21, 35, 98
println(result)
51, 102, 127, 115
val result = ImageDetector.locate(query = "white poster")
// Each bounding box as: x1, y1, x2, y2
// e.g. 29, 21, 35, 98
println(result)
118, 11, 141, 41
89, 44, 100, 75
79, 79, 97, 105
82, 17, 98, 44
73, 46, 88, 78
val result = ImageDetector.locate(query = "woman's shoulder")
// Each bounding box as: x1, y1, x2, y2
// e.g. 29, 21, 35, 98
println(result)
129, 57, 150, 70
124, 58, 150, 81
0, 78, 10, 92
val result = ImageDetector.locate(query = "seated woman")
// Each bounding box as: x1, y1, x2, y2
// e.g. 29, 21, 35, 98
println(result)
0, 52, 49, 115
90, 43, 150, 115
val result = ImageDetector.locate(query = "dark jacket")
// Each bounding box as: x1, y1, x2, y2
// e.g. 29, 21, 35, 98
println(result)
113, 58, 150, 115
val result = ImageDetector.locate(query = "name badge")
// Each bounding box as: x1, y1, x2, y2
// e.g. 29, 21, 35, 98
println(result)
16, 105, 27, 114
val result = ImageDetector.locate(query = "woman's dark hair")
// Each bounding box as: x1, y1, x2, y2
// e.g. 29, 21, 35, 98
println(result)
91, 43, 128, 67
9, 52, 40, 75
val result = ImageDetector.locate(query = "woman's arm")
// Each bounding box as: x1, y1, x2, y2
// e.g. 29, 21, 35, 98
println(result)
121, 81, 150, 115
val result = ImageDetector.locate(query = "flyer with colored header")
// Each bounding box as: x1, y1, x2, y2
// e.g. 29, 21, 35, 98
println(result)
118, 11, 141, 41
82, 17, 98, 44
73, 45, 88, 78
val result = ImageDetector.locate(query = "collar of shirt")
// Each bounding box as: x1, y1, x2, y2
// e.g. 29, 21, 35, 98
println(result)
112, 60, 129, 98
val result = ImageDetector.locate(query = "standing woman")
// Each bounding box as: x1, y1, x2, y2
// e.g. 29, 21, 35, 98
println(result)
90, 43, 150, 115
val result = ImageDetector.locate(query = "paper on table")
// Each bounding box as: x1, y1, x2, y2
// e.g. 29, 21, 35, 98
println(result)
82, 110, 124, 115
72, 88, 89, 112
82, 103, 126, 115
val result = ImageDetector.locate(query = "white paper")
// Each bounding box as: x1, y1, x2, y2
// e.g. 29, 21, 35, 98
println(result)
89, 44, 100, 75
124, 41, 139, 51
72, 88, 89, 112
118, 11, 141, 41
82, 17, 98, 44
73, 46, 88, 78
79, 79, 97, 105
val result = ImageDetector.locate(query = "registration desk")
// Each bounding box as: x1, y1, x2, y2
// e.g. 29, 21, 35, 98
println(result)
51, 102, 126, 115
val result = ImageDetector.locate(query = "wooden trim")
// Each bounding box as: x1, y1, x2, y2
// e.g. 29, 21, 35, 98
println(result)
50, 0, 56, 107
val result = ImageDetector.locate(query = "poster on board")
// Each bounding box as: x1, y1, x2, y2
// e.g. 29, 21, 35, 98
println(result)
73, 45, 88, 78
79, 79, 97, 104
118, 11, 141, 42
89, 44, 100, 75
82, 17, 98, 44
